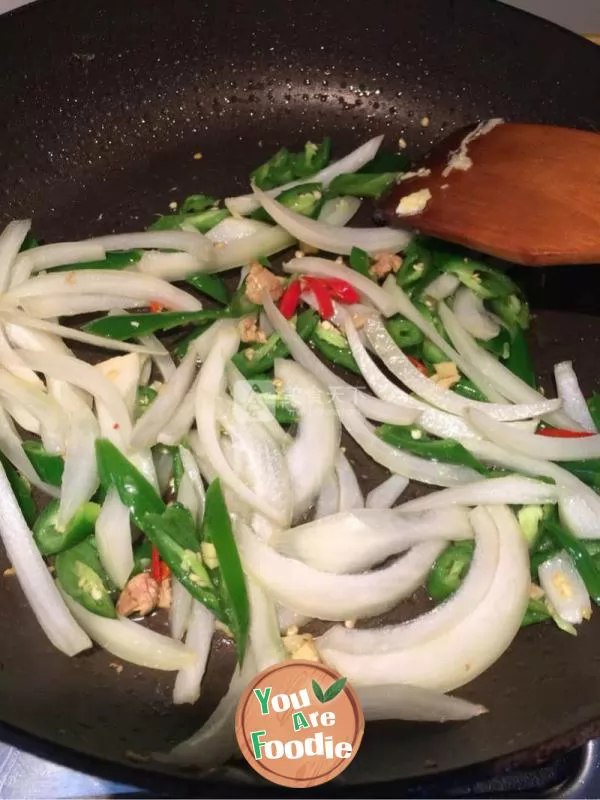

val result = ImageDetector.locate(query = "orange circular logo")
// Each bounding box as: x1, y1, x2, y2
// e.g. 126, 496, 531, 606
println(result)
235, 660, 364, 788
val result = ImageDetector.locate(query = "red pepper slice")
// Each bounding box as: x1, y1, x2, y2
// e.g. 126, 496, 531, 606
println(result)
407, 355, 429, 376
150, 301, 164, 313
302, 277, 335, 319
278, 279, 302, 319
322, 277, 361, 304
151, 545, 162, 581
159, 562, 171, 581
537, 427, 595, 438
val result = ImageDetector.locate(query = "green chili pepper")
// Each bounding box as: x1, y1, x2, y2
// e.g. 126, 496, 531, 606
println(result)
587, 394, 600, 431
173, 321, 214, 358
327, 172, 398, 199
291, 138, 331, 179
489, 291, 530, 335
310, 322, 360, 374
479, 327, 511, 360
201, 479, 250, 663
413, 300, 450, 364
227, 281, 261, 318
427, 542, 474, 600
546, 518, 600, 605
185, 273, 230, 305
0, 453, 36, 527
95, 439, 164, 527
55, 538, 116, 618
232, 310, 318, 377
384, 316, 423, 349
132, 538, 153, 576
251, 139, 331, 189
84, 309, 230, 342
441, 258, 518, 300
555, 459, 600, 490
33, 500, 100, 556
522, 597, 551, 627
180, 194, 219, 214
452, 377, 488, 402
396, 239, 434, 290
358, 151, 410, 174
49, 250, 142, 272
134, 386, 157, 421
349, 246, 371, 278
172, 449, 185, 496
149, 207, 229, 233
22, 440, 64, 487
251, 183, 324, 223
20, 232, 39, 251
517, 505, 545, 549
377, 424, 489, 475
248, 378, 299, 425
503, 329, 536, 388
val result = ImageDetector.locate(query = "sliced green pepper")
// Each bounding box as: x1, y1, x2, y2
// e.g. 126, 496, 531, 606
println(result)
452, 376, 488, 402
185, 273, 229, 305
349, 246, 371, 278
231, 310, 318, 377
227, 281, 261, 317
201, 479, 250, 663
291, 138, 331, 179
132, 538, 153, 577
149, 207, 228, 233
522, 597, 551, 627
427, 541, 474, 600
83, 309, 230, 342
181, 194, 219, 214
358, 151, 410, 174
489, 291, 530, 336
0, 453, 36, 527
587, 394, 600, 431
377, 424, 489, 475
504, 329, 536, 388
441, 258, 518, 300
545, 518, 600, 606
33, 500, 100, 556
22, 440, 64, 487
251, 139, 331, 189
396, 239, 434, 290
251, 183, 324, 223
173, 321, 214, 358
55, 538, 116, 618
384, 316, 423, 349
134, 386, 157, 421
310, 322, 360, 374
49, 250, 142, 272
327, 172, 398, 199
479, 328, 511, 360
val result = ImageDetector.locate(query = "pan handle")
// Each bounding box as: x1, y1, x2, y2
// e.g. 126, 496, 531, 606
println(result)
556, 739, 600, 799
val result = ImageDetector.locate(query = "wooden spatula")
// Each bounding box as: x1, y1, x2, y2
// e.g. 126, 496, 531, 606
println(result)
375, 121, 600, 266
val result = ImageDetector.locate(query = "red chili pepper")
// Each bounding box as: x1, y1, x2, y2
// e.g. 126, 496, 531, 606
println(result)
151, 545, 162, 581
160, 562, 171, 581
537, 427, 595, 438
150, 301, 164, 313
407, 355, 429, 376
302, 277, 335, 319
322, 277, 361, 304
278, 279, 302, 319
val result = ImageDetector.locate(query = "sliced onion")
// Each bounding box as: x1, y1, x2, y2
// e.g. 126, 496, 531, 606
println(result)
238, 520, 445, 621
95, 487, 134, 590
57, 401, 100, 530
424, 273, 460, 301
365, 317, 562, 421
108, 307, 176, 380
320, 505, 530, 691
190, 319, 232, 362
226, 362, 290, 448
178, 445, 206, 521
355, 684, 487, 722
95, 353, 141, 419
0, 462, 92, 656
366, 474, 409, 509
318, 196, 362, 227
314, 469, 340, 520
13, 242, 106, 281
0, 366, 67, 453
170, 580, 193, 641
86, 230, 211, 261
382, 277, 508, 402
247, 576, 287, 672
0, 325, 44, 387
160, 654, 257, 767
335, 451, 364, 511
254, 187, 412, 256
285, 257, 399, 316
0, 307, 161, 354
277, 606, 310, 632
131, 349, 197, 449
272, 506, 471, 574
137, 251, 199, 281
1, 397, 40, 436
438, 301, 578, 429
173, 602, 215, 705
452, 287, 501, 340
206, 216, 270, 244
398, 475, 557, 513
17, 350, 132, 441
211, 223, 294, 272
467, 408, 600, 461
21, 294, 146, 319
538, 551, 591, 625
225, 135, 384, 216
60, 590, 196, 670
274, 358, 340, 518
195, 323, 288, 525
0, 220, 32, 292
8, 270, 202, 312
319, 505, 498, 654
0, 402, 59, 496
157, 378, 198, 446
554, 361, 597, 432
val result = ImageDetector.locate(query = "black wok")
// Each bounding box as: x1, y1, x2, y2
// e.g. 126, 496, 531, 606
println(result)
1, 0, 600, 795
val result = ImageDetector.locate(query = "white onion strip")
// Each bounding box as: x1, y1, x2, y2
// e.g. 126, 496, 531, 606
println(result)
452, 286, 501, 341
335, 451, 364, 511
210, 224, 294, 273
0, 220, 32, 292
86, 230, 211, 261
56, 402, 100, 530
0, 366, 67, 454
21, 294, 147, 319
355, 684, 487, 722
0, 462, 92, 656
225, 135, 384, 216
95, 487, 134, 590
366, 474, 409, 509
318, 196, 362, 227
226, 362, 290, 448
254, 187, 412, 256
12, 242, 106, 283
424, 272, 460, 301
0, 402, 60, 496
238, 520, 445, 621
554, 361, 597, 432
7, 270, 203, 312
247, 576, 287, 673
314, 469, 340, 520
173, 602, 215, 705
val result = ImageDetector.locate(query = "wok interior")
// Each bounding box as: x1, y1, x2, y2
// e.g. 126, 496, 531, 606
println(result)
1, 0, 600, 789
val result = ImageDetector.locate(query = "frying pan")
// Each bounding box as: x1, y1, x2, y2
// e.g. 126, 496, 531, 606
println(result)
1, 0, 600, 794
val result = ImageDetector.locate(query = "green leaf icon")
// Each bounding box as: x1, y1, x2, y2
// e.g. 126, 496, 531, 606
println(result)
311, 679, 325, 703
323, 676, 347, 702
